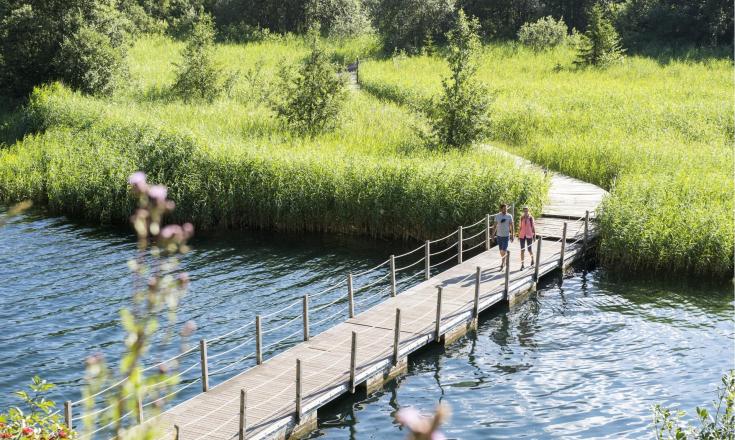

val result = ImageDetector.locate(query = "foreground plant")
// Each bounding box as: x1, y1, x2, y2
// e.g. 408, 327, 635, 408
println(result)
80, 172, 194, 439
653, 370, 735, 439
0, 376, 75, 439
396, 403, 451, 439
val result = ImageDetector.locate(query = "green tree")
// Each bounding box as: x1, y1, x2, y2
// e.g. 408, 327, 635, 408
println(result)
0, 0, 129, 97
172, 13, 225, 102
372, 0, 455, 54
427, 10, 491, 149
518, 16, 568, 51
273, 27, 348, 136
575, 3, 624, 67
305, 0, 372, 38
56, 24, 126, 95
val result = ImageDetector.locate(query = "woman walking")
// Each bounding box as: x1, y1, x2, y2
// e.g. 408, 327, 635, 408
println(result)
518, 206, 536, 269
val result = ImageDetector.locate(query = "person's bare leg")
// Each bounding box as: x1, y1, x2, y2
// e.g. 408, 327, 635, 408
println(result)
529, 248, 534, 266
520, 249, 525, 269
499, 249, 506, 270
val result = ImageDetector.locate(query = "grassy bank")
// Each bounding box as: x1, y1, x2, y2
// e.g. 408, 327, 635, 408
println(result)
0, 35, 546, 240
360, 45, 733, 277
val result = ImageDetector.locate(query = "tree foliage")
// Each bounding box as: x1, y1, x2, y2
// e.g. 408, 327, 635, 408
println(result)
371, 0, 455, 54
305, 0, 372, 38
575, 4, 624, 67
518, 16, 568, 51
426, 10, 491, 149
273, 27, 348, 136
0, 0, 129, 97
172, 13, 226, 102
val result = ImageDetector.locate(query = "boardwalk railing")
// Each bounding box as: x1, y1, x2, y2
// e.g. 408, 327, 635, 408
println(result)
65, 207, 595, 439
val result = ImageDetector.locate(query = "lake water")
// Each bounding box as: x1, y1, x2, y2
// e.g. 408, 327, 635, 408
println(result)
1, 210, 732, 439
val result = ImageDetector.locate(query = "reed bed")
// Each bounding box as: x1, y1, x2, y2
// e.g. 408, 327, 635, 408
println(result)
0, 36, 547, 240
359, 44, 733, 277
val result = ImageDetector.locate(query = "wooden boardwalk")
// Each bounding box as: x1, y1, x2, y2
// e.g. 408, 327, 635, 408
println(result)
140, 174, 607, 440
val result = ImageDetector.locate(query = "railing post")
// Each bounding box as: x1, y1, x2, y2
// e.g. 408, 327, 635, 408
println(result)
350, 331, 357, 393
174, 425, 180, 440
136, 394, 144, 424
393, 308, 401, 365
347, 273, 355, 318
239, 389, 247, 440
295, 359, 302, 421
302, 295, 309, 341
457, 226, 463, 263
503, 252, 511, 300
435, 286, 443, 341
584, 210, 589, 252
390, 255, 396, 297
255, 315, 262, 365
64, 401, 72, 431
560, 222, 567, 268
485, 214, 491, 250
473, 266, 481, 318
534, 236, 542, 281
199, 339, 209, 392
424, 240, 430, 280
511, 203, 515, 223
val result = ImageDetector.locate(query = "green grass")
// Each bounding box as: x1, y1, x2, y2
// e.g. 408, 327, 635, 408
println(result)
0, 35, 546, 241
360, 44, 733, 277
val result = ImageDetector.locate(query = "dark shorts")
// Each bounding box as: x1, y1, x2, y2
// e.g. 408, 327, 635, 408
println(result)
520, 237, 534, 252
496, 236, 509, 251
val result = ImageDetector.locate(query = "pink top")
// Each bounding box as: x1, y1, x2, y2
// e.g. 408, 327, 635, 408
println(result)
519, 215, 535, 238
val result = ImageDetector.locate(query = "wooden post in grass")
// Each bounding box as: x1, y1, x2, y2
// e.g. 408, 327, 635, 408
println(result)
64, 401, 72, 431
255, 315, 262, 365
424, 240, 430, 280
534, 236, 542, 281
473, 267, 481, 318
485, 214, 491, 250
390, 255, 396, 297
350, 332, 357, 393
560, 223, 567, 268
295, 359, 302, 421
348, 273, 355, 318
239, 389, 247, 440
435, 286, 443, 341
457, 226, 463, 263
393, 309, 401, 366
199, 339, 209, 392
302, 295, 309, 341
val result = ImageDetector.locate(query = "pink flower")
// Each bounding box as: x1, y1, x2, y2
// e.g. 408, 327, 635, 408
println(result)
148, 185, 168, 203
22, 426, 33, 436
160, 224, 183, 240
128, 172, 148, 192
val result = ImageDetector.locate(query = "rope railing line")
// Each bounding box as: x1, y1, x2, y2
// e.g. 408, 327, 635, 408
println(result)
311, 292, 347, 314
463, 216, 486, 229
430, 252, 458, 269
263, 328, 303, 352
462, 228, 485, 243
463, 240, 485, 254
206, 318, 256, 344
398, 270, 423, 285
260, 298, 301, 320
429, 241, 459, 257
395, 257, 425, 273
311, 305, 349, 329
353, 272, 390, 293
354, 285, 390, 307
429, 229, 458, 244
209, 352, 256, 377
393, 244, 424, 260
310, 278, 348, 299
141, 377, 202, 409
261, 313, 302, 336
207, 336, 255, 360
352, 259, 390, 278
82, 409, 134, 438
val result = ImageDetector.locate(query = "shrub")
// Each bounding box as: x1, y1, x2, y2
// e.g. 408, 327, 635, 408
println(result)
372, 0, 456, 54
0, 376, 76, 439
575, 4, 625, 67
56, 25, 126, 96
305, 0, 372, 38
518, 16, 568, 51
172, 14, 226, 102
273, 27, 347, 135
426, 10, 491, 149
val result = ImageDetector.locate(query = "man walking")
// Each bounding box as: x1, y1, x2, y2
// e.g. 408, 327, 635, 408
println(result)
492, 204, 514, 271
